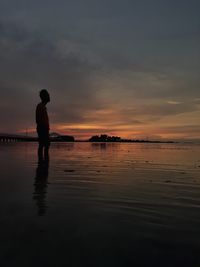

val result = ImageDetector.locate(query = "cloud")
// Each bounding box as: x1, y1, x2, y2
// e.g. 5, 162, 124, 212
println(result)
167, 101, 183, 105
0, 21, 104, 132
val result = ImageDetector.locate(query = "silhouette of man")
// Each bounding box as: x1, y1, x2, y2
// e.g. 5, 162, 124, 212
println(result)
36, 89, 50, 162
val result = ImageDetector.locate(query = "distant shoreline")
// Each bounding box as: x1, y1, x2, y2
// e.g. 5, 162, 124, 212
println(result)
0, 139, 176, 144
1, 133, 199, 144
75, 140, 176, 144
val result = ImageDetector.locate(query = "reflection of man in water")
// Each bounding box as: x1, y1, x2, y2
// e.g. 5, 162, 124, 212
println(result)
36, 89, 50, 162
33, 161, 49, 216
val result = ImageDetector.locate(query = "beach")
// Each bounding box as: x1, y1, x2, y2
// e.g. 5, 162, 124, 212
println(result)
0, 142, 200, 266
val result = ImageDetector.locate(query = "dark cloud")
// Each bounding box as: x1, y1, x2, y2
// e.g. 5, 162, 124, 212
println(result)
0, 21, 104, 132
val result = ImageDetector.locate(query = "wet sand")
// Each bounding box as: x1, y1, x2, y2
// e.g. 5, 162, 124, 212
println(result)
0, 142, 200, 267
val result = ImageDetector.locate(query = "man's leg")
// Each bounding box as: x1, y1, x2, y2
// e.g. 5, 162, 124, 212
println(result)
38, 143, 44, 162
44, 145, 49, 162
44, 130, 50, 162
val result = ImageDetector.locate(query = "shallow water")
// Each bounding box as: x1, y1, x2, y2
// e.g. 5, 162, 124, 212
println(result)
0, 142, 200, 267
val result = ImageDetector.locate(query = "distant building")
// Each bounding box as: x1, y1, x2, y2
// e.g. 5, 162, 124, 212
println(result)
60, 135, 75, 142
50, 133, 75, 142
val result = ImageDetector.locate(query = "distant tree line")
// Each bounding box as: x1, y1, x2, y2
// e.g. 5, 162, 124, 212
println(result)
89, 134, 121, 142
88, 134, 174, 143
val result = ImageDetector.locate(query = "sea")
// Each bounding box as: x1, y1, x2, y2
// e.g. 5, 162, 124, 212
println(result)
0, 142, 200, 267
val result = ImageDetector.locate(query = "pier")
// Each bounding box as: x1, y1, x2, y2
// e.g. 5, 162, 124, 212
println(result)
0, 133, 37, 142
0, 133, 74, 142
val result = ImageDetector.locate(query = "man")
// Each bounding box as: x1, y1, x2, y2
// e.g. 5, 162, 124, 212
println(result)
36, 89, 50, 162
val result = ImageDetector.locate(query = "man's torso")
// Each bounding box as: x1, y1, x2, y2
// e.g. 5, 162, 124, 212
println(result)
36, 103, 49, 130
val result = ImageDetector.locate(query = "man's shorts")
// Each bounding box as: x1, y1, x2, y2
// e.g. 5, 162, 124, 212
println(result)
37, 127, 50, 148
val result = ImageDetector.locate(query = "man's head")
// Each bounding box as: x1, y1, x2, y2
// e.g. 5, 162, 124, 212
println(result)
40, 89, 50, 104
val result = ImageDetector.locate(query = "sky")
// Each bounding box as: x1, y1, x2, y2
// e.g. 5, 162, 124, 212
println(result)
0, 0, 199, 140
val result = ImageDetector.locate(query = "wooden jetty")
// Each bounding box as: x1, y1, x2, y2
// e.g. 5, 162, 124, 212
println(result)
0, 133, 37, 142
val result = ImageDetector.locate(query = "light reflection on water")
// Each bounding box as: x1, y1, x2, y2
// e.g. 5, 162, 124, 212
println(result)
0, 142, 200, 267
